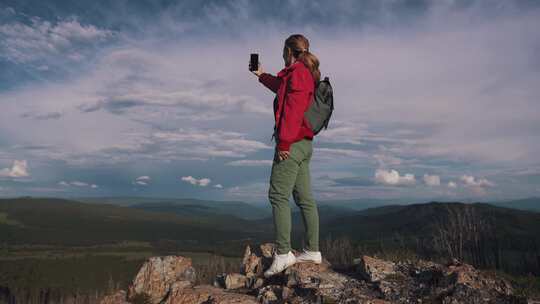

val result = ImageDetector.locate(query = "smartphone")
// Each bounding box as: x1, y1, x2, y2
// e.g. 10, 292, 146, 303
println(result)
249, 53, 259, 71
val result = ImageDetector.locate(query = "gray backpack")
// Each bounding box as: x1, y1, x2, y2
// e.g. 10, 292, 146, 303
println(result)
271, 76, 334, 142
304, 76, 334, 135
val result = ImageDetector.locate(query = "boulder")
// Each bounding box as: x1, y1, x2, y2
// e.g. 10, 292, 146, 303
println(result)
164, 284, 258, 304
224, 273, 248, 289
240, 245, 263, 278
257, 285, 292, 304
357, 255, 397, 282
259, 243, 275, 258
446, 262, 514, 295
127, 255, 196, 304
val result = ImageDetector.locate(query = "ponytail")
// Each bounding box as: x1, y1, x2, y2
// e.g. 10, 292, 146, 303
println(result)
285, 34, 321, 83
297, 50, 321, 83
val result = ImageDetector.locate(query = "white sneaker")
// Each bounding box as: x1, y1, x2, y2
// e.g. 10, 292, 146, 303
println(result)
263, 251, 296, 277
295, 249, 322, 264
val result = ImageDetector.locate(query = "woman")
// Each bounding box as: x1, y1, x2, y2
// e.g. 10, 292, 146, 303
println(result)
249, 34, 322, 277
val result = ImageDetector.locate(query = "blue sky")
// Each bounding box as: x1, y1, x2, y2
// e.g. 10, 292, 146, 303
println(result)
0, 0, 539, 203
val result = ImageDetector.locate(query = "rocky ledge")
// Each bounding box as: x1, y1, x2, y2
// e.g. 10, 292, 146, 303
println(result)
100, 243, 530, 304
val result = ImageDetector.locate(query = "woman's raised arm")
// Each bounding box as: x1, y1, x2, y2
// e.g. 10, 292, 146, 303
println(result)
258, 73, 282, 94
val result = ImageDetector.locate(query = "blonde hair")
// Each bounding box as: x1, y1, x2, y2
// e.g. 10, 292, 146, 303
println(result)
285, 34, 321, 83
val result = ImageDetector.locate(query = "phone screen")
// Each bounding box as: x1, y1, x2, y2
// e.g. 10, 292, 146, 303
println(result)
250, 53, 259, 71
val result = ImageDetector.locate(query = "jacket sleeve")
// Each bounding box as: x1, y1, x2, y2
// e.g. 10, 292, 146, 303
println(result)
258, 73, 281, 94
277, 68, 313, 152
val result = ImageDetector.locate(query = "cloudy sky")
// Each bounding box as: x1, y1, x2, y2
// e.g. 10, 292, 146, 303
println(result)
0, 0, 539, 203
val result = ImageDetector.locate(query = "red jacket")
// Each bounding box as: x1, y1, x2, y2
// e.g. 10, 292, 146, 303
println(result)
258, 60, 315, 152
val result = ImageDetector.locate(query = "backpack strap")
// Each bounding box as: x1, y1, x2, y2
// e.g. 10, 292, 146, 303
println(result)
322, 76, 333, 130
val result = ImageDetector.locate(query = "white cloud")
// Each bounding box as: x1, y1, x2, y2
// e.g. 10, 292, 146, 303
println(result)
460, 175, 495, 187
83, 89, 268, 117
459, 175, 494, 196
316, 2, 540, 166
133, 175, 151, 186
153, 129, 271, 158
225, 159, 272, 166
447, 181, 457, 188
315, 120, 366, 145
214, 184, 223, 188
7, 127, 272, 167
314, 148, 369, 159
0, 160, 29, 178
181, 176, 211, 187
0, 14, 114, 64
423, 174, 441, 186
198, 179, 211, 187
58, 180, 98, 188
374, 169, 416, 186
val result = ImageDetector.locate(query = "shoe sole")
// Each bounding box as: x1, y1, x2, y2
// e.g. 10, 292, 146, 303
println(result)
263, 261, 297, 277
295, 259, 322, 264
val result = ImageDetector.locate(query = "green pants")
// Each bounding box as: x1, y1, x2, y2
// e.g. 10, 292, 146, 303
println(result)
268, 138, 319, 254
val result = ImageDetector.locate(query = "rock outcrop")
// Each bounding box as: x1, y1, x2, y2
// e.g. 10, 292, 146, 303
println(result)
127, 255, 196, 304
164, 284, 258, 304
100, 244, 530, 304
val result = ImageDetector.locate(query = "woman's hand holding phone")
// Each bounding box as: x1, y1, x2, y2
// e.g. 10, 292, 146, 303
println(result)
249, 61, 264, 77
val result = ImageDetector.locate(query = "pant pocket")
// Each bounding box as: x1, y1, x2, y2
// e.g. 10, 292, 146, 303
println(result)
288, 142, 304, 164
